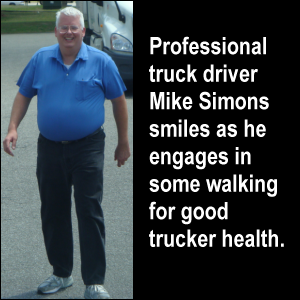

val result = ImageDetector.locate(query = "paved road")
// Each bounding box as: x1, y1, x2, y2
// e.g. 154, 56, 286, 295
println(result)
1, 33, 133, 299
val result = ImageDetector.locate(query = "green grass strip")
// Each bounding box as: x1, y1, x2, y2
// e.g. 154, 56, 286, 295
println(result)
1, 3, 70, 34
1, 22, 55, 34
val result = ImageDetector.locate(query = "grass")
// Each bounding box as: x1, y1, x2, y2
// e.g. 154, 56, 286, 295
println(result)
1, 4, 57, 12
1, 21, 55, 34
1, 3, 69, 34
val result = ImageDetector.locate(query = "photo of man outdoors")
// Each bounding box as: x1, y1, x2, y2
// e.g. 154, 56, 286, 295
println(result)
2, 6, 131, 299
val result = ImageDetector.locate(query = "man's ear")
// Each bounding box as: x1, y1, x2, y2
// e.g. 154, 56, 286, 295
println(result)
82, 27, 86, 38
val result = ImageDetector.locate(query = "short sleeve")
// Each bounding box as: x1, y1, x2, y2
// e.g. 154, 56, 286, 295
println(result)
16, 55, 37, 98
102, 58, 127, 100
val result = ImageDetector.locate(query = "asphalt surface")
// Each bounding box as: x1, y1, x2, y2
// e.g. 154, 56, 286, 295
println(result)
1, 33, 133, 299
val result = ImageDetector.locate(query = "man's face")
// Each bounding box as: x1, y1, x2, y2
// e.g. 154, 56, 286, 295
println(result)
55, 14, 86, 51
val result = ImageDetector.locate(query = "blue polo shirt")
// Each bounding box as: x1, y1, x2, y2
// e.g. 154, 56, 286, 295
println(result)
17, 42, 126, 141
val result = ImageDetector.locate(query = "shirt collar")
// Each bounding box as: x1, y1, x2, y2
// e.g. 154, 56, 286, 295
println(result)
52, 42, 89, 64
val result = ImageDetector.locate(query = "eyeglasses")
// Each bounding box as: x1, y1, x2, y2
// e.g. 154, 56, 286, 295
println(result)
58, 25, 81, 34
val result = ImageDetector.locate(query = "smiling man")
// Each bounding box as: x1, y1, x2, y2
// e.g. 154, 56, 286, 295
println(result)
3, 6, 130, 300
55, 12, 85, 64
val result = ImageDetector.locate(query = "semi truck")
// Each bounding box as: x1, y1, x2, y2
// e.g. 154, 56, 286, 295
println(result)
76, 1, 133, 82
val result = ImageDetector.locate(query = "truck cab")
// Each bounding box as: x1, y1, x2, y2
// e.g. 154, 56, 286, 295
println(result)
76, 1, 133, 82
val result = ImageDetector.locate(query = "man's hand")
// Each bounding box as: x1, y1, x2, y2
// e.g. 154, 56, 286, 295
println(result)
3, 91, 32, 157
3, 130, 18, 157
111, 93, 131, 167
115, 141, 131, 167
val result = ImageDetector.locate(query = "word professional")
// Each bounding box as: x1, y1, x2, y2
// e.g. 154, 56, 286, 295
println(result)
150, 37, 266, 55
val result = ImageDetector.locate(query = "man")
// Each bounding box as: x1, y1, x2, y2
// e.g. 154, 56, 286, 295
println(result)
3, 7, 130, 300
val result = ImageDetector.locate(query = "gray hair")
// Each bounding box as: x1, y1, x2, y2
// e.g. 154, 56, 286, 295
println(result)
56, 7, 85, 29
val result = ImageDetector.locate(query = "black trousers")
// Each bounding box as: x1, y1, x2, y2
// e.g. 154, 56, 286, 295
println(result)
36, 127, 106, 285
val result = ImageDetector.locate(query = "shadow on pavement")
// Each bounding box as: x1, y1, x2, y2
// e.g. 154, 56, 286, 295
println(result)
3, 288, 77, 299
3, 290, 40, 299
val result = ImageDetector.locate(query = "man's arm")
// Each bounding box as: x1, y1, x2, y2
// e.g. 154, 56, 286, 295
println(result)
3, 91, 32, 157
111, 93, 131, 167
